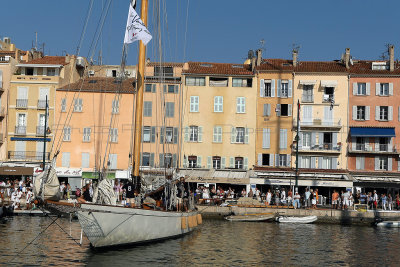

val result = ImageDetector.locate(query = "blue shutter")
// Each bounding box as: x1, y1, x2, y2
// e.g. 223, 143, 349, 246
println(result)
277, 79, 281, 97
288, 80, 292, 97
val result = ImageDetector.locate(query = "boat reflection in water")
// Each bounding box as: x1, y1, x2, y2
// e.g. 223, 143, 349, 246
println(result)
2, 217, 400, 266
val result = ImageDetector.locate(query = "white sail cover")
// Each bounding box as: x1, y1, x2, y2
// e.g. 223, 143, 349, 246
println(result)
124, 3, 152, 45
34, 167, 61, 201
92, 179, 117, 205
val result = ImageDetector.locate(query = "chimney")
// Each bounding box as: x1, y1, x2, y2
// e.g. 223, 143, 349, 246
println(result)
292, 49, 298, 67
251, 57, 256, 71
344, 48, 350, 69
389, 45, 394, 72
256, 49, 262, 66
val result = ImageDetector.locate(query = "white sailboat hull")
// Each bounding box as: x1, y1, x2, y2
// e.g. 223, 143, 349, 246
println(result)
77, 204, 199, 248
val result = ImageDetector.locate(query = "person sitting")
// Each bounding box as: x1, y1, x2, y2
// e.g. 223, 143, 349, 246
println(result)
77, 184, 92, 203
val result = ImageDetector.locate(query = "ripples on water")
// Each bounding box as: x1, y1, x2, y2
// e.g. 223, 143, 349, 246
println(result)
1, 216, 400, 266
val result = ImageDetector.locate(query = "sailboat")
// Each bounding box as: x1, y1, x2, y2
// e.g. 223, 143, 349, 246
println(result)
73, 0, 201, 248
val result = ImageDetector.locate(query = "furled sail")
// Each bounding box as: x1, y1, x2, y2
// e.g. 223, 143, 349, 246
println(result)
92, 179, 117, 205
34, 167, 61, 201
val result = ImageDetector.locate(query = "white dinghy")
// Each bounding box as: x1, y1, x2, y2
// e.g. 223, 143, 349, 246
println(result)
277, 215, 317, 224
376, 221, 400, 228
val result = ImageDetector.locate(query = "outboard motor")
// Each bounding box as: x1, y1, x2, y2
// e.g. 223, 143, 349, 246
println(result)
374, 216, 383, 226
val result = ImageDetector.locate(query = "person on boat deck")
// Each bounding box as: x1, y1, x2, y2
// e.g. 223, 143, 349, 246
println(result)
123, 179, 135, 208
78, 184, 92, 203
177, 177, 188, 211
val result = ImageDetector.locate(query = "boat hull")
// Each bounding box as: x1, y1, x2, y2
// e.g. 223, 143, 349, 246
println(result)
376, 221, 400, 228
277, 215, 317, 224
77, 204, 199, 248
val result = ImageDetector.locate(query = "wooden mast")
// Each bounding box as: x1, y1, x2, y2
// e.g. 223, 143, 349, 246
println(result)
132, 0, 149, 190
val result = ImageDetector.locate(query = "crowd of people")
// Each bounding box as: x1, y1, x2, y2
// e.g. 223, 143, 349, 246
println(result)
0, 178, 34, 210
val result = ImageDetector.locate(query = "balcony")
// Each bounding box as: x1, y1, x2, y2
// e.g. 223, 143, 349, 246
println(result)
295, 143, 341, 154
293, 118, 342, 129
8, 151, 50, 161
13, 75, 59, 83
36, 126, 45, 136
322, 94, 334, 103
16, 99, 28, 108
301, 94, 314, 103
15, 126, 26, 135
37, 100, 48, 109
348, 144, 398, 155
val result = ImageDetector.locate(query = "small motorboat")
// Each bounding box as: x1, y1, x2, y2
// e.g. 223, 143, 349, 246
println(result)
277, 215, 317, 224
376, 221, 400, 228
225, 213, 274, 222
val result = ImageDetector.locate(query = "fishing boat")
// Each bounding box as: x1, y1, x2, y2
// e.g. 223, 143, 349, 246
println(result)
276, 215, 317, 224
376, 221, 400, 228
225, 213, 274, 222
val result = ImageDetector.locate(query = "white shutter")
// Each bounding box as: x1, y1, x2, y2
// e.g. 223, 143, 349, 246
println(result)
318, 132, 324, 148
231, 127, 236, 143
398, 159, 400, 171
244, 158, 248, 170
39, 87, 50, 100
375, 137, 379, 152
352, 137, 356, 151
374, 156, 379, 170
196, 156, 202, 168
271, 79, 275, 97
275, 154, 279, 167
277, 79, 281, 97
287, 155, 291, 167
311, 132, 316, 147
353, 82, 357, 95
276, 104, 281, 116
184, 126, 189, 142
221, 157, 226, 169
198, 126, 203, 142
332, 133, 338, 149
332, 158, 337, 169
288, 80, 292, 97
376, 83, 380, 95
230, 157, 234, 168
288, 104, 292, 116
298, 132, 303, 150
260, 79, 265, 97
388, 157, 393, 171
352, 106, 357, 120
244, 128, 249, 144
258, 154, 262, 166
269, 154, 274, 166
262, 128, 270, 149
366, 83, 370, 95
375, 106, 380, 120
263, 104, 268, 116
311, 157, 316, 169
207, 156, 212, 169
389, 83, 394, 96
389, 106, 393, 121
361, 156, 365, 170
62, 152, 70, 168
366, 106, 370, 120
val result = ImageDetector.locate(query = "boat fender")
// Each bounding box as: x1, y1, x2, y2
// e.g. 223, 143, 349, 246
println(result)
188, 215, 194, 228
192, 215, 198, 227
181, 216, 188, 229
197, 214, 202, 225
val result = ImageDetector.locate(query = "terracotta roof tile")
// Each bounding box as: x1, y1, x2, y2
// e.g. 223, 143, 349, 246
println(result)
256, 59, 294, 71
57, 77, 135, 93
184, 62, 253, 76
27, 56, 67, 65
147, 62, 183, 67
294, 61, 347, 73
349, 60, 400, 75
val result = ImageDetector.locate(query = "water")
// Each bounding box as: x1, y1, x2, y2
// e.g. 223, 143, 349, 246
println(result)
1, 216, 400, 266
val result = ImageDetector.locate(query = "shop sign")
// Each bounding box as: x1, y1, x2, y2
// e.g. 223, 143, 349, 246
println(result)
56, 168, 82, 177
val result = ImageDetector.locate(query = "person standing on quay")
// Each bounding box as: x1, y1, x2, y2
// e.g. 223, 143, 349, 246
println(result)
305, 188, 311, 208
332, 190, 339, 209
388, 194, 393, 211
293, 191, 301, 209
381, 193, 387, 210
373, 190, 379, 210
266, 189, 272, 205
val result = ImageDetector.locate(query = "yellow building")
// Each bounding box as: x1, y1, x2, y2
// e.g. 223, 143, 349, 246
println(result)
7, 56, 84, 168
181, 62, 256, 175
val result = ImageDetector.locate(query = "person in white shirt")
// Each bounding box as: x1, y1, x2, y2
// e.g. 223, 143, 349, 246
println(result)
0, 180, 5, 203
266, 189, 272, 205
26, 188, 34, 210
281, 189, 286, 205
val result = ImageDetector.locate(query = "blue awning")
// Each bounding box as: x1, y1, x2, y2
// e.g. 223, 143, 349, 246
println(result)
350, 127, 395, 137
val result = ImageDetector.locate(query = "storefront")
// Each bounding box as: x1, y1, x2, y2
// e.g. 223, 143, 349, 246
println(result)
56, 168, 82, 191
0, 166, 34, 181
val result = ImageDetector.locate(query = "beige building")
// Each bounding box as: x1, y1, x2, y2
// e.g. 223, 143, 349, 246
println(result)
181, 62, 256, 173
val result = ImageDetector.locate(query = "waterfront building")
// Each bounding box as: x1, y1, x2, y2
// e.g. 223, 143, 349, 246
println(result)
348, 45, 400, 191
180, 62, 255, 187
7, 55, 84, 179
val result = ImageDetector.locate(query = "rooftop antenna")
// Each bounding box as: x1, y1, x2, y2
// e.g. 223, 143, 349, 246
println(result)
260, 39, 266, 53
35, 32, 38, 50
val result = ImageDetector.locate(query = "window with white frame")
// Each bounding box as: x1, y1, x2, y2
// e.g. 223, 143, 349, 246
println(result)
189, 126, 199, 142
262, 154, 272, 166
112, 99, 119, 114
235, 157, 244, 169
302, 132, 311, 149
301, 156, 311, 168
214, 96, 223, 112
213, 126, 222, 143
110, 128, 118, 143
236, 97, 246, 113
74, 98, 83, 112
188, 156, 197, 168
357, 106, 366, 120
63, 127, 71, 141
302, 85, 314, 102
379, 106, 389, 121
235, 127, 245, 143
143, 126, 151, 142
378, 156, 388, 170
357, 83, 366, 95
47, 68, 56, 76
281, 82, 289, 97
61, 98, 67, 112
279, 154, 288, 167
264, 81, 272, 97
232, 78, 252, 87
165, 127, 173, 143
83, 127, 91, 142
212, 156, 221, 169
380, 83, 389, 96
186, 77, 205, 86
190, 96, 199, 112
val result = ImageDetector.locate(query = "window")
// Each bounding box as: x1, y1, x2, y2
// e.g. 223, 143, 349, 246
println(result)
190, 126, 199, 142
264, 81, 272, 97
18, 113, 26, 126
323, 87, 334, 102
236, 97, 246, 113
110, 128, 118, 143
380, 83, 389, 96
235, 157, 244, 169
301, 156, 311, 168
302, 85, 313, 102
212, 156, 221, 169
190, 96, 199, 112
357, 106, 366, 120
186, 77, 205, 86
323, 133, 333, 149
112, 70, 117, 77
165, 85, 178, 93
47, 68, 56, 76
263, 104, 271, 116
143, 101, 152, 117
213, 126, 222, 143
235, 127, 245, 143
112, 99, 119, 114
262, 154, 272, 166
188, 156, 197, 168
81, 152, 90, 168
378, 156, 388, 170
160, 153, 173, 168
145, 84, 156, 92
166, 102, 175, 117
379, 106, 388, 121
232, 78, 252, 87
142, 153, 150, 166
61, 98, 66, 112
214, 96, 223, 112
276, 104, 292, 116
357, 83, 366, 95
165, 127, 173, 143
279, 129, 287, 149
63, 127, 71, 141
83, 127, 91, 142
356, 137, 366, 151
143, 126, 151, 142
209, 77, 228, 87
108, 154, 117, 169
62, 152, 70, 167
379, 137, 389, 152
302, 132, 311, 149
281, 82, 288, 97
279, 154, 288, 167
74, 98, 83, 112
356, 156, 365, 170
26, 68, 34, 75
154, 66, 173, 77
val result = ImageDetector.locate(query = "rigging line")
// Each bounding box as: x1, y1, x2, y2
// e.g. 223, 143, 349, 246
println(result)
76, 0, 94, 56
175, 0, 179, 60
183, 0, 190, 62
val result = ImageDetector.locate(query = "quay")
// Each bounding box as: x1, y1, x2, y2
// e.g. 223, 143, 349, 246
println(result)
196, 205, 400, 225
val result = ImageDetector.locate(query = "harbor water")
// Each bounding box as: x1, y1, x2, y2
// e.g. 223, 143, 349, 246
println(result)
1, 216, 400, 266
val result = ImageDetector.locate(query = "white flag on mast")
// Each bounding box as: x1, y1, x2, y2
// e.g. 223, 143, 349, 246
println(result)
124, 2, 152, 45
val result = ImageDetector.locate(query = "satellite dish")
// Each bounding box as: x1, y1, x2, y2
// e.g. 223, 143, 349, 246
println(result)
349, 57, 354, 66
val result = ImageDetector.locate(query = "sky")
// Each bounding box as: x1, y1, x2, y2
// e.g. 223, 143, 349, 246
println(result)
1, 0, 400, 66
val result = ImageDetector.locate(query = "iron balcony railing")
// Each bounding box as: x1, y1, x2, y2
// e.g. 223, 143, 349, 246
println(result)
348, 145, 397, 153
16, 99, 28, 108
296, 143, 341, 152
37, 100, 48, 109
15, 125, 26, 135
302, 94, 314, 103
322, 94, 334, 103
36, 126, 45, 136
8, 151, 50, 161
293, 118, 342, 127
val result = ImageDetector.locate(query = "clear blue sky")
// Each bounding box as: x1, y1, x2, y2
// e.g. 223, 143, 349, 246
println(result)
1, 0, 399, 65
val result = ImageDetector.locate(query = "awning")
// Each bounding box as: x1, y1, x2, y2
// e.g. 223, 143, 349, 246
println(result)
115, 170, 130, 179
82, 171, 115, 179
0, 166, 34, 176
181, 169, 250, 185
299, 80, 317, 85
250, 178, 353, 188
186, 176, 249, 185
350, 127, 395, 137
321, 80, 338, 87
